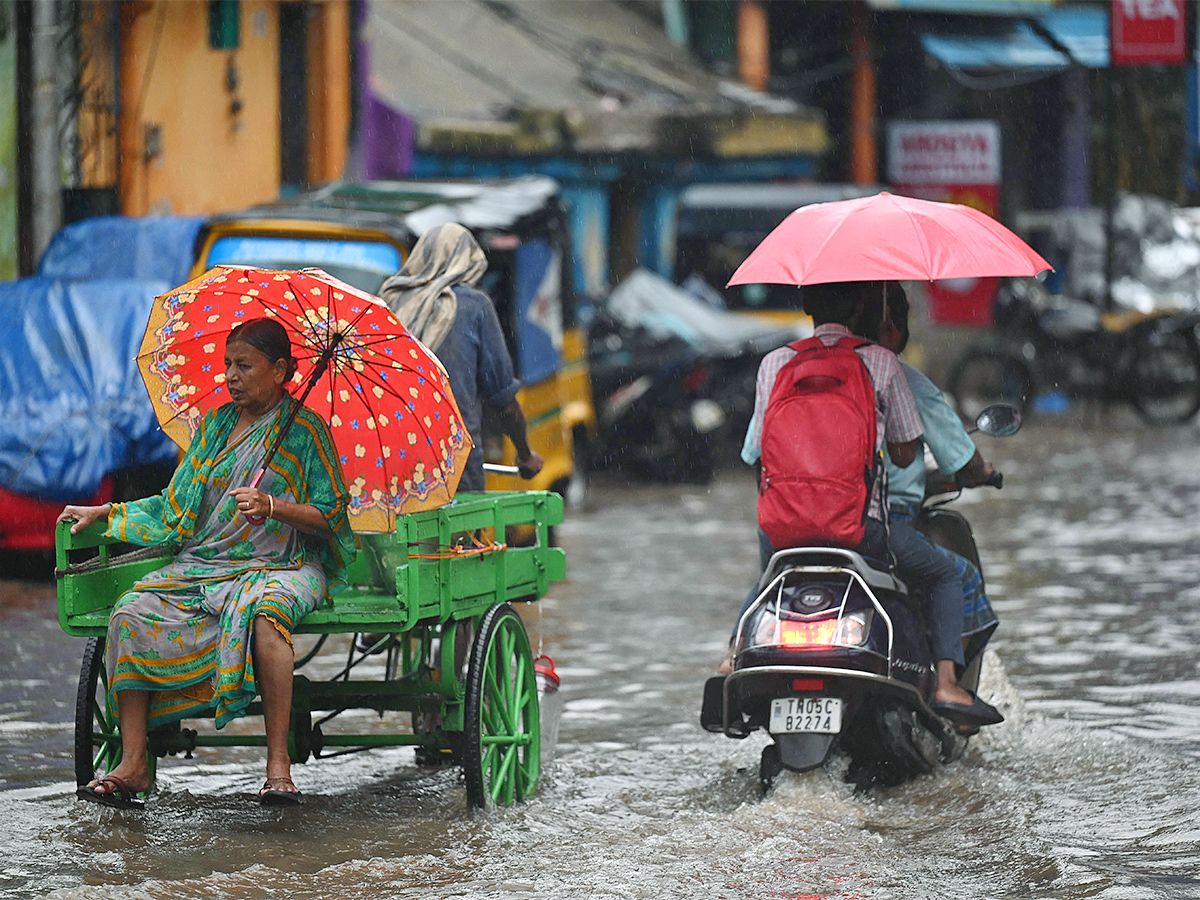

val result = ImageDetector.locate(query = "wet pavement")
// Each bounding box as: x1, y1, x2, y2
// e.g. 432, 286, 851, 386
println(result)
2, 412, 1200, 899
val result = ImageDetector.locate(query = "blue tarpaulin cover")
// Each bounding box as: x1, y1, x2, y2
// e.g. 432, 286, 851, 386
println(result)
0, 216, 204, 500
38, 215, 204, 283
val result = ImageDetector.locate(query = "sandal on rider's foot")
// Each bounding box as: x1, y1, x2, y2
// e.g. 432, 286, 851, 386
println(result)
930, 693, 1004, 727
77, 774, 147, 810
258, 776, 302, 806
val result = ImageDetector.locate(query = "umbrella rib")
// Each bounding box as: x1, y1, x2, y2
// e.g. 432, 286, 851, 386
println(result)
355, 367, 456, 457
353, 363, 448, 462
363, 391, 398, 529
282, 274, 329, 358
351, 364, 415, 404
793, 202, 860, 285
894, 201, 937, 277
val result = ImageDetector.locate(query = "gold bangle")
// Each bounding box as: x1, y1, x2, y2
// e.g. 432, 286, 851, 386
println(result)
267, 495, 274, 519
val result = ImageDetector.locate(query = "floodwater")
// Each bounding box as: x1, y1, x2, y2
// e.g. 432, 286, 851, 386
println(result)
3, 415, 1200, 899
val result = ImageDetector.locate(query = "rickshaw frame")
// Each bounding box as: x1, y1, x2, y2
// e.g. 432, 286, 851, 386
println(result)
57, 490, 565, 808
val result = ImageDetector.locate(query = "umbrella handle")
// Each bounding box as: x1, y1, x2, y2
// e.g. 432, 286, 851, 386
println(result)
246, 467, 267, 525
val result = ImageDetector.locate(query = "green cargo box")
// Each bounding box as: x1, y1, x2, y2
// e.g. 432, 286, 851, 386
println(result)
56, 490, 566, 636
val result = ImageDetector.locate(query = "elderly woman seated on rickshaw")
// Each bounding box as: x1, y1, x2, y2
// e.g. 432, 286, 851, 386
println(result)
58, 318, 356, 808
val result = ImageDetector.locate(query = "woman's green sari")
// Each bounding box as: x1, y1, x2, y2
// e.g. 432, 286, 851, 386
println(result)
104, 395, 357, 729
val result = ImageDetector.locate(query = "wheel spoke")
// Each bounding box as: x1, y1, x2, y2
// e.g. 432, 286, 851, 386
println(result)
489, 742, 518, 804
481, 694, 505, 736
484, 662, 517, 735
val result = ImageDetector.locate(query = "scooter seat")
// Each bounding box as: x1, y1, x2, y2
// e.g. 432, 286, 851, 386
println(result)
764, 546, 905, 595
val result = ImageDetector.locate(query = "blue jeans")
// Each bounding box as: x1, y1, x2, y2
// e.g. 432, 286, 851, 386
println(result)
887, 506, 964, 667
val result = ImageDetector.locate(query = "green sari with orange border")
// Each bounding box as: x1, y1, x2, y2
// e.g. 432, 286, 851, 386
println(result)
103, 395, 357, 729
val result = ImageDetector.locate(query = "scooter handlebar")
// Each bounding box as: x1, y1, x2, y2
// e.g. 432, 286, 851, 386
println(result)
984, 470, 1004, 489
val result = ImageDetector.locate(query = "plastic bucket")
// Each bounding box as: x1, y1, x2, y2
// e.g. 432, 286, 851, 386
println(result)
534, 655, 563, 767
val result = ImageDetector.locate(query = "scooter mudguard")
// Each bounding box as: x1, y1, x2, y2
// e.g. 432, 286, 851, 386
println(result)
775, 733, 836, 772
700, 675, 726, 733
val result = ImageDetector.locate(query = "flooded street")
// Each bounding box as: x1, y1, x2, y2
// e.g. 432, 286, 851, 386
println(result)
3, 416, 1200, 899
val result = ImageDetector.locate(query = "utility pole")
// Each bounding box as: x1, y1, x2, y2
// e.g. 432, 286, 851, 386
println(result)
849, 2, 877, 185
30, 0, 60, 263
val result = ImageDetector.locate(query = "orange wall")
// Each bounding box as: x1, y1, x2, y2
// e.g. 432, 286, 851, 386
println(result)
118, 0, 283, 216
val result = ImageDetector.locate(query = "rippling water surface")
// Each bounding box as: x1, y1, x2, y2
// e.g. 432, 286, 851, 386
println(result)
2, 418, 1200, 899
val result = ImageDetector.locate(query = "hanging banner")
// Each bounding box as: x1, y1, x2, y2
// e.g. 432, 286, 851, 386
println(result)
1111, 0, 1186, 67
887, 120, 1002, 326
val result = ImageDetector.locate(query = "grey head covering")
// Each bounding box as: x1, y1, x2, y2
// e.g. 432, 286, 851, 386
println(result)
378, 223, 488, 352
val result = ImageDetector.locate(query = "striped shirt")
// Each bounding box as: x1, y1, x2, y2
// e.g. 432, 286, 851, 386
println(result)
741, 323, 923, 520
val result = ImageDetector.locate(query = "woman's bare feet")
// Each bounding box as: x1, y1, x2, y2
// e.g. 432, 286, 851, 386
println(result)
84, 759, 151, 797
258, 773, 302, 805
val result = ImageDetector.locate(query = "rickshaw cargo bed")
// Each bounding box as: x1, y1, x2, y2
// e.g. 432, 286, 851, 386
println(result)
56, 490, 566, 637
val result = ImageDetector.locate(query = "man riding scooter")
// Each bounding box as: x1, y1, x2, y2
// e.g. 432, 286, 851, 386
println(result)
723, 280, 1002, 729
856, 283, 1003, 727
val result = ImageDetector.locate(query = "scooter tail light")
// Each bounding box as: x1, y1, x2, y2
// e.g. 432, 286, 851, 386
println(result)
779, 618, 838, 647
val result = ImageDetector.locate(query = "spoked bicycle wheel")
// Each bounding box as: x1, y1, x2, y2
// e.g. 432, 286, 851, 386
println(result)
1130, 328, 1200, 425
463, 603, 539, 809
74, 636, 122, 786
947, 348, 1033, 422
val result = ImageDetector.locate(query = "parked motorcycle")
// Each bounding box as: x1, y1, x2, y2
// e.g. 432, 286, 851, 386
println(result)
590, 270, 800, 479
701, 403, 1020, 791
587, 305, 724, 483
948, 278, 1200, 425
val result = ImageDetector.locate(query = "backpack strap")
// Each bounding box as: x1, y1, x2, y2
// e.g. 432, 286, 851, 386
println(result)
788, 335, 873, 354
787, 336, 824, 354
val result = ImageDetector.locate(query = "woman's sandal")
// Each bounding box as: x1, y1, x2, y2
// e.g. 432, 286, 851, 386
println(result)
258, 776, 302, 806
76, 774, 147, 810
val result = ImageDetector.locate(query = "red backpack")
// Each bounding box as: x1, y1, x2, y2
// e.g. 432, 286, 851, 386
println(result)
757, 336, 879, 550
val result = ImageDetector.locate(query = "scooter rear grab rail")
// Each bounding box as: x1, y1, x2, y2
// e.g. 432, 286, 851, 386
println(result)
733, 547, 901, 678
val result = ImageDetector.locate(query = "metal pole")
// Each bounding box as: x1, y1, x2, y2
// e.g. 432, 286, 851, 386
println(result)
30, 0, 61, 264
1105, 68, 1117, 312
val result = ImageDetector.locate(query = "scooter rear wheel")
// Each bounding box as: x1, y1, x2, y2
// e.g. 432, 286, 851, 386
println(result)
759, 743, 783, 793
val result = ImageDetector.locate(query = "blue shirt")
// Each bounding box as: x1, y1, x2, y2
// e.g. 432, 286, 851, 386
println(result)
887, 361, 976, 509
435, 285, 521, 491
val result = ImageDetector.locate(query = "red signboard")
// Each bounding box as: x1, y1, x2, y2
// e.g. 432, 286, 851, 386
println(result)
1111, 0, 1186, 66
887, 121, 1003, 327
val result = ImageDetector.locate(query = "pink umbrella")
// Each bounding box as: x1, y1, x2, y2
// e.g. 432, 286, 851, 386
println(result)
727, 192, 1051, 287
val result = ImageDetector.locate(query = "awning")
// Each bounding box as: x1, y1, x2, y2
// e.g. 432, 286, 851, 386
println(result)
920, 6, 1109, 70
364, 0, 827, 157
871, 0, 1055, 12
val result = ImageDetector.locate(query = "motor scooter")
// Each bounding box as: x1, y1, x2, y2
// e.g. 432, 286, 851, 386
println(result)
701, 403, 1020, 790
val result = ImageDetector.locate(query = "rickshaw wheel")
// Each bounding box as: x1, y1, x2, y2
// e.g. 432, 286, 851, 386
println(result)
463, 603, 540, 809
74, 636, 122, 786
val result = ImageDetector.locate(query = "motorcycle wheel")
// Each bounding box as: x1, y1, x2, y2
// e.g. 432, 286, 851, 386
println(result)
947, 347, 1033, 422
1130, 328, 1200, 425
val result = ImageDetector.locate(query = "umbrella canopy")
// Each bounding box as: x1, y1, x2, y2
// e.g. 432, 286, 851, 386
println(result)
137, 265, 472, 532
727, 192, 1051, 287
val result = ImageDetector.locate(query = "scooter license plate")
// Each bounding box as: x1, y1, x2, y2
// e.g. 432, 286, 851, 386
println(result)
769, 697, 843, 734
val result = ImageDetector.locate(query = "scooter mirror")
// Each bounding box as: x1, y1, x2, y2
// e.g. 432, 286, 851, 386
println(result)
974, 403, 1022, 437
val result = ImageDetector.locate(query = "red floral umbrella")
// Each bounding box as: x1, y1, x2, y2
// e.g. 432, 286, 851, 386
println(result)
136, 265, 472, 532
727, 192, 1051, 287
